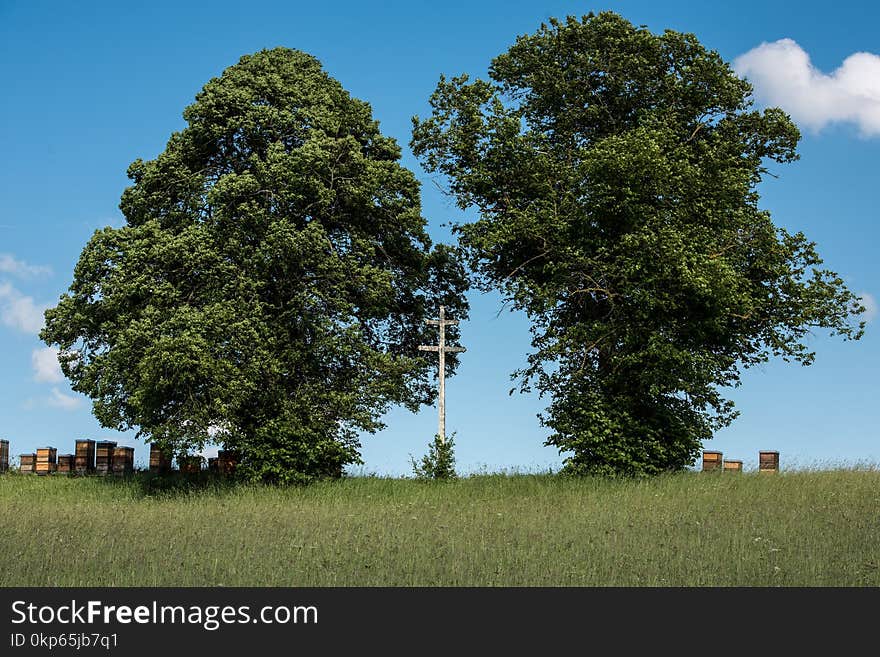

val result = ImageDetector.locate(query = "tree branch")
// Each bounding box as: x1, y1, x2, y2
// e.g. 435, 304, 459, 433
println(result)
502, 248, 550, 282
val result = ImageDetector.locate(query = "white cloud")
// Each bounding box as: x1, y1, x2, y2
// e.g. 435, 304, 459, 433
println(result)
47, 387, 84, 410
0, 253, 52, 277
32, 346, 64, 383
734, 39, 880, 137
859, 292, 878, 322
0, 281, 47, 333
22, 388, 86, 411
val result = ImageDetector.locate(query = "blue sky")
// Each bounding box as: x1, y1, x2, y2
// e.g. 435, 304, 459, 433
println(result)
1, 0, 877, 475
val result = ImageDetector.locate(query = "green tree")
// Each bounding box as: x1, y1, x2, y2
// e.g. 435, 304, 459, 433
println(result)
41, 48, 468, 484
411, 433, 457, 480
411, 13, 864, 476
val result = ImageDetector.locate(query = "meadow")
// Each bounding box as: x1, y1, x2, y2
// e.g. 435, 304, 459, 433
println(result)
1, 468, 878, 586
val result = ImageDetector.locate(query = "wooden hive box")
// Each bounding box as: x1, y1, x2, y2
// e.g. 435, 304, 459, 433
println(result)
95, 441, 117, 475
759, 451, 779, 473
217, 450, 239, 476
178, 455, 203, 474
36, 447, 58, 475
75, 439, 96, 474
207, 457, 218, 472
723, 460, 743, 473
57, 454, 75, 474
702, 450, 723, 472
0, 439, 8, 472
111, 446, 134, 475
19, 453, 36, 474
149, 443, 172, 473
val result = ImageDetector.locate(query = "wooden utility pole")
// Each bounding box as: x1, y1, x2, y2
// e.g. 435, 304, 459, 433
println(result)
418, 305, 465, 444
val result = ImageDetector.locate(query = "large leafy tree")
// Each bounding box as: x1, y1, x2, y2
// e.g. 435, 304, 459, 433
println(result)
42, 48, 468, 483
411, 13, 864, 476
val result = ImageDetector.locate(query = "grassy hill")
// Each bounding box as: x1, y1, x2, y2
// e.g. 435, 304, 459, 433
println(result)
1, 469, 878, 586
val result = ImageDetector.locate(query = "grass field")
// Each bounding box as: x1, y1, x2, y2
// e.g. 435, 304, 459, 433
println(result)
1, 469, 878, 586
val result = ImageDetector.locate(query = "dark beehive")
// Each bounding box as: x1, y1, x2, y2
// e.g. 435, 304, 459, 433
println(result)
217, 450, 239, 476
95, 441, 117, 475
19, 453, 36, 474
57, 454, 75, 474
723, 460, 743, 473
702, 450, 723, 472
178, 455, 203, 474
111, 446, 134, 475
759, 451, 779, 473
207, 457, 218, 472
75, 439, 96, 474
149, 444, 172, 473
36, 447, 58, 475
0, 439, 8, 472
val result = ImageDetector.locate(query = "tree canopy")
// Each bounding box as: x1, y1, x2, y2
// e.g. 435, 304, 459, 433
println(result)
411, 12, 864, 475
42, 47, 468, 483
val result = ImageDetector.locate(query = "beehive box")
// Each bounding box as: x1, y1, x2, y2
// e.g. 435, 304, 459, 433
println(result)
36, 447, 58, 475
0, 439, 8, 472
57, 454, 75, 474
111, 446, 134, 475
19, 453, 36, 474
207, 457, 218, 472
75, 439, 96, 474
149, 444, 172, 473
723, 460, 743, 473
217, 450, 239, 476
178, 455, 203, 474
701, 450, 723, 472
759, 451, 779, 473
95, 441, 117, 475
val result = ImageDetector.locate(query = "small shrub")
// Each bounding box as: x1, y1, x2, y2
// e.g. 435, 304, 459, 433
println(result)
411, 434, 457, 480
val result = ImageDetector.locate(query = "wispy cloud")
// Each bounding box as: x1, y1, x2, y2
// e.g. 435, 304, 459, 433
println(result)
0, 253, 52, 277
859, 292, 878, 323
47, 387, 84, 410
32, 346, 64, 383
22, 387, 85, 411
734, 39, 880, 137
0, 281, 47, 333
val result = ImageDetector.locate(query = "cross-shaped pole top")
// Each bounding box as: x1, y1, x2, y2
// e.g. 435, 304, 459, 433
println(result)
418, 305, 465, 444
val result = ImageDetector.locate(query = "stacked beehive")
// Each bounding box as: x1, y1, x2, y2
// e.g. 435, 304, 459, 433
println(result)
111, 446, 134, 475
19, 453, 36, 473
759, 451, 779, 473
95, 441, 117, 475
0, 439, 8, 472
149, 444, 172, 473
178, 455, 203, 474
36, 448, 57, 475
217, 450, 239, 476
75, 439, 96, 475
701, 451, 723, 472
57, 454, 75, 474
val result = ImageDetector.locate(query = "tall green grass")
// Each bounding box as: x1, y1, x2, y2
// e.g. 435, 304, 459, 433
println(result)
1, 469, 878, 586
